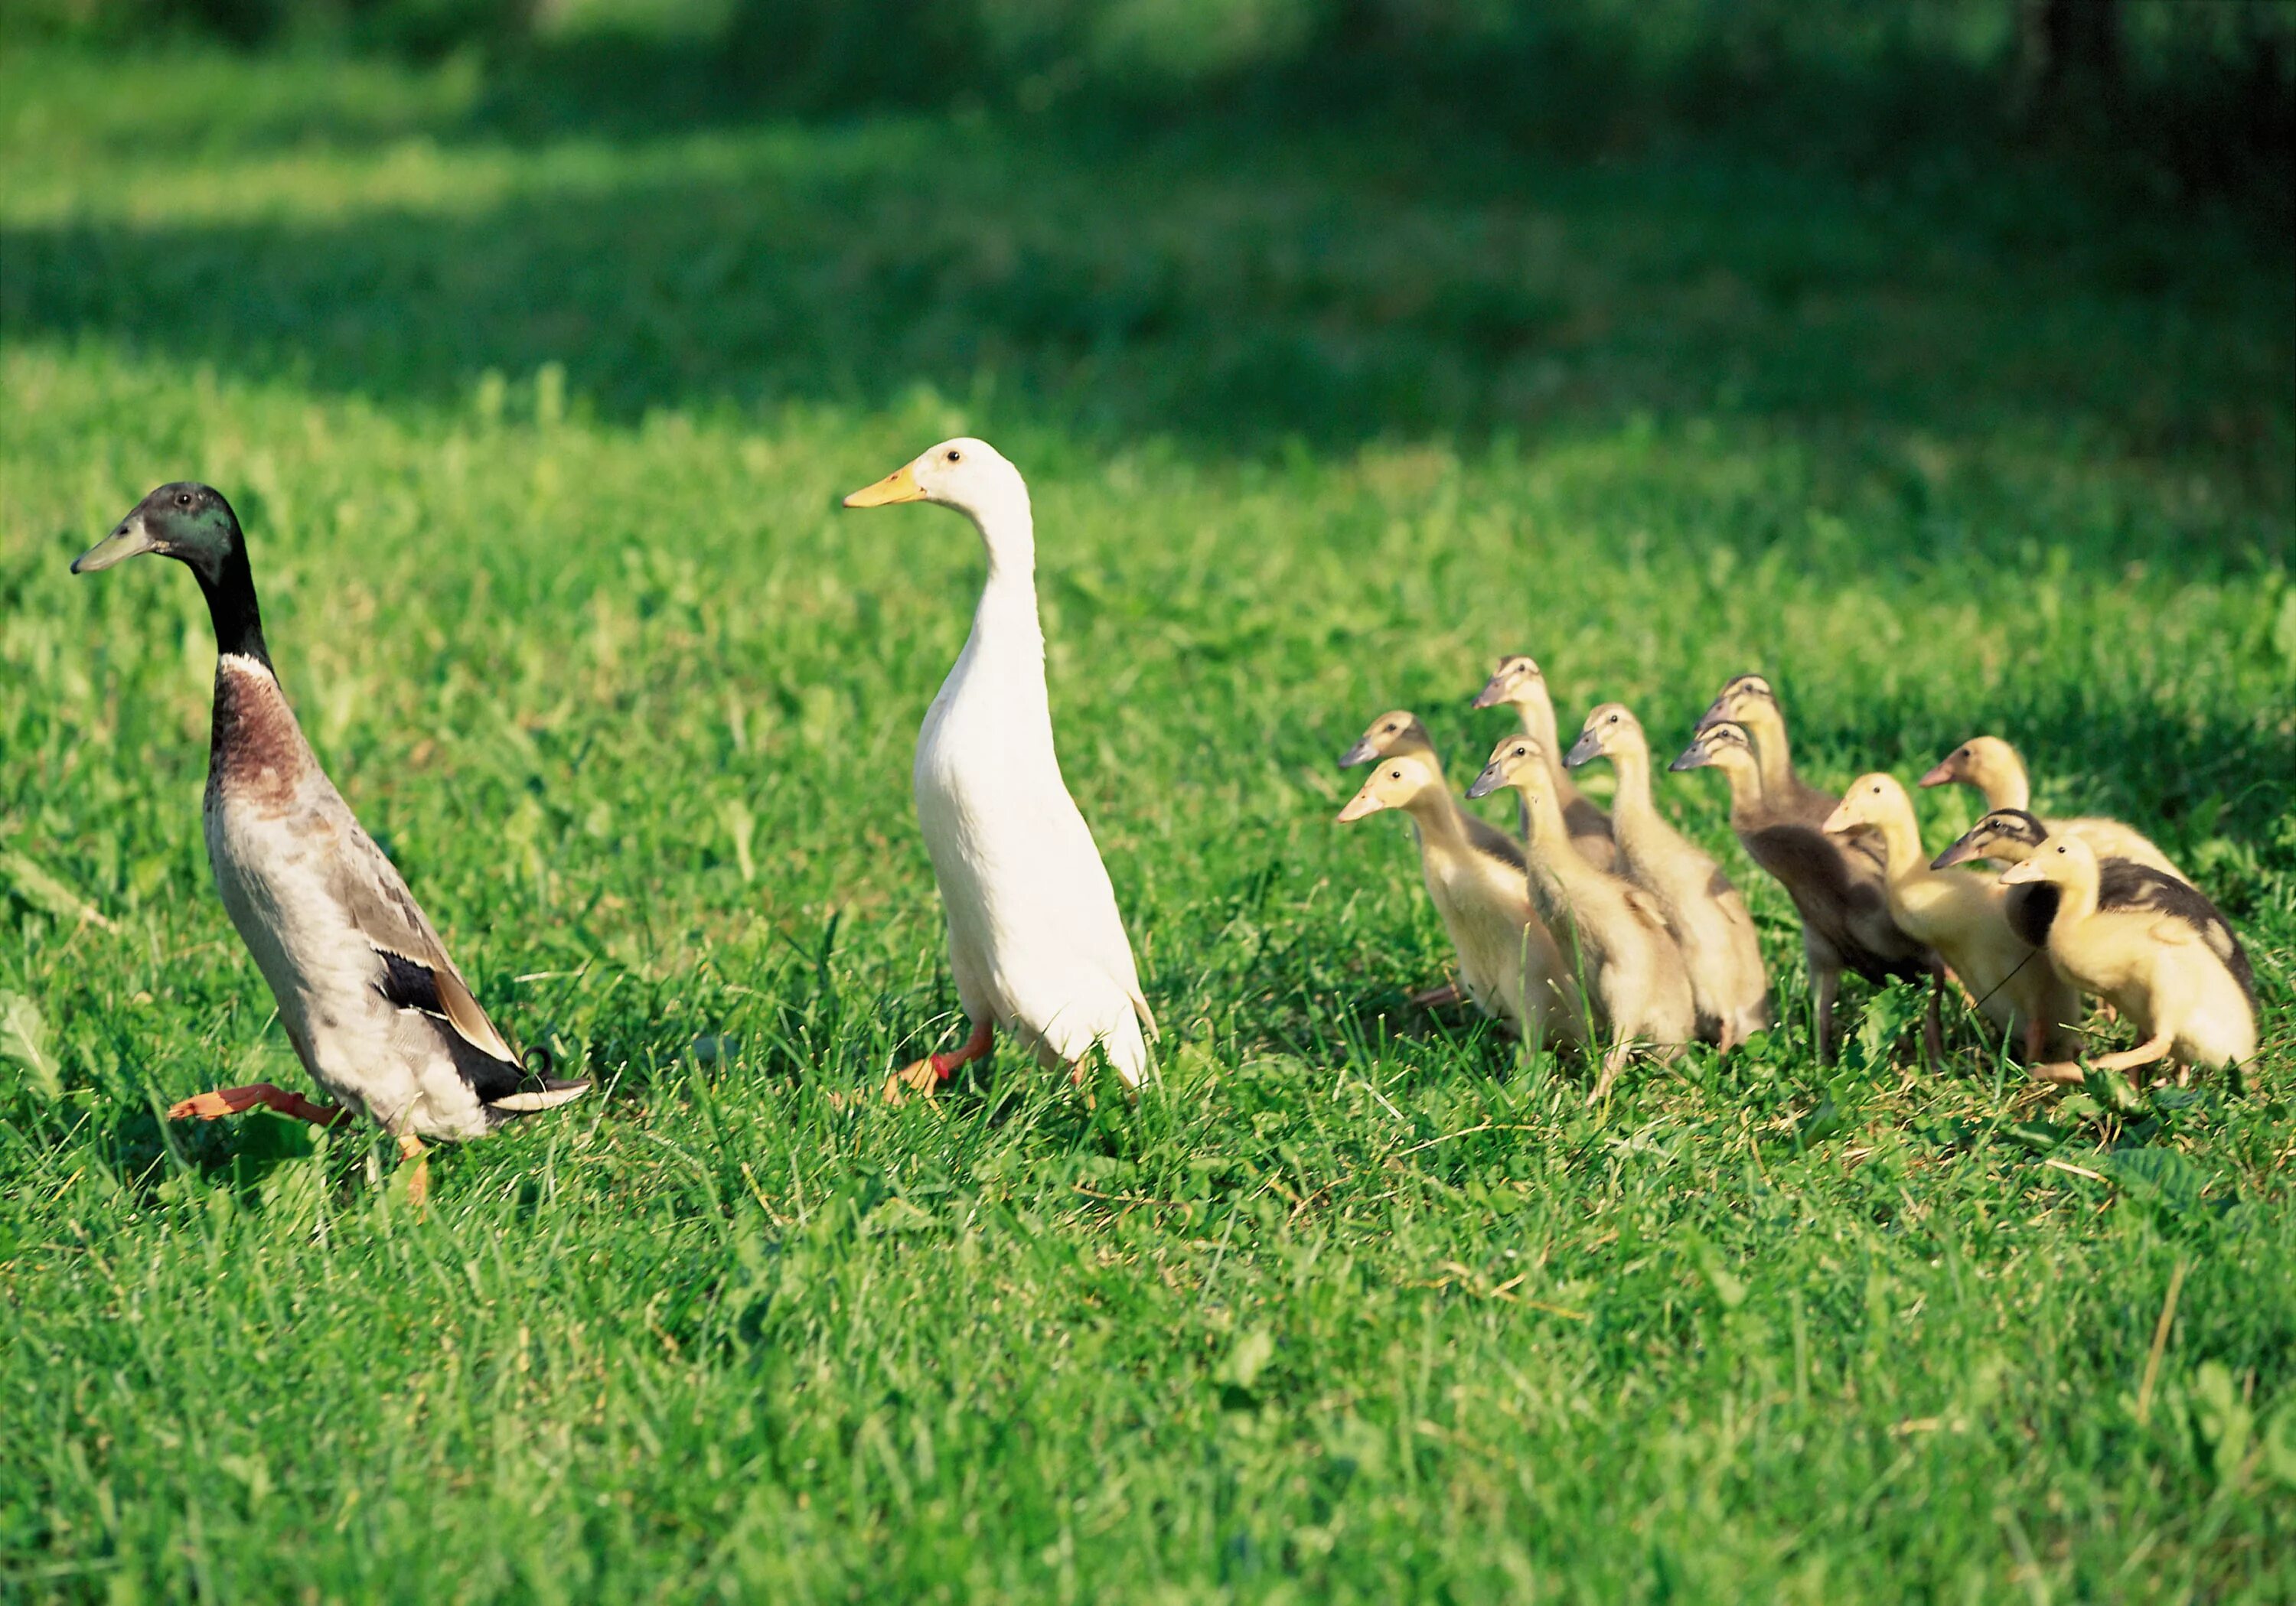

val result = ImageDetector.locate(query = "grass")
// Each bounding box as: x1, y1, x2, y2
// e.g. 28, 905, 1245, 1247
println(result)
2, 39, 2294, 1603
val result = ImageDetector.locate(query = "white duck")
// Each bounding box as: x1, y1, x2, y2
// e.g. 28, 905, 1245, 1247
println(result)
71, 484, 589, 1204
844, 438, 1154, 1100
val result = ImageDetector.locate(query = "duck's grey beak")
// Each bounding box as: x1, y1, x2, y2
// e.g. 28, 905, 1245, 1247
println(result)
1563, 731, 1603, 769
1338, 738, 1379, 767
1690, 701, 1727, 738
71, 515, 158, 574
1930, 833, 1985, 871
1463, 766, 1504, 800
1469, 675, 1509, 710
1668, 740, 1711, 772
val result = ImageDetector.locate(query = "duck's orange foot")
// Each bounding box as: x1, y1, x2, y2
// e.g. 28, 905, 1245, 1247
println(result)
167, 1083, 349, 1126
881, 1059, 945, 1106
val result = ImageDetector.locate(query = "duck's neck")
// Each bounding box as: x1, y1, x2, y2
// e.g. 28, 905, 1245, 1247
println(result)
1980, 759, 2030, 813
191, 544, 271, 669
1606, 740, 1654, 823
1745, 705, 1796, 798
964, 488, 1043, 667
1512, 690, 1562, 774
1865, 804, 1929, 885
1713, 754, 1766, 829
2050, 863, 2101, 927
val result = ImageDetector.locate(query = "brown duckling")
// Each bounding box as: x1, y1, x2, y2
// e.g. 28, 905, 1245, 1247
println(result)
1671, 722, 1940, 1064
2001, 833, 2256, 1087
1692, 673, 1841, 831
1567, 703, 1771, 1049
1471, 654, 1618, 872
1468, 735, 1695, 1098
1338, 738, 1584, 1047
1824, 774, 2080, 1064
1919, 735, 2187, 881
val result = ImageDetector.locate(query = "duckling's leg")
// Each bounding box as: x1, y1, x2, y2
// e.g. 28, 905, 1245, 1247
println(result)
396, 1132, 429, 1210
882, 1018, 994, 1104
1410, 982, 1464, 1008
1811, 964, 1841, 1065
168, 1083, 351, 1128
1923, 973, 1945, 1067
2089, 1030, 2175, 1086
1591, 1039, 1631, 1104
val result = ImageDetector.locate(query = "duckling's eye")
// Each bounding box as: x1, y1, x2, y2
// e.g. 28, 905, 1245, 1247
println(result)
176, 491, 192, 506
945, 448, 963, 463
1388, 768, 1402, 780
2056, 845, 2067, 855
1607, 712, 1619, 723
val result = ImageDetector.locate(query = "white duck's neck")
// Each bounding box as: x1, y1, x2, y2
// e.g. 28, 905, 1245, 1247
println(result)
969, 485, 1040, 643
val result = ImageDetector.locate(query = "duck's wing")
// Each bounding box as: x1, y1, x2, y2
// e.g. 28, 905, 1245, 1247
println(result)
2102, 862, 2253, 1000
326, 809, 589, 1110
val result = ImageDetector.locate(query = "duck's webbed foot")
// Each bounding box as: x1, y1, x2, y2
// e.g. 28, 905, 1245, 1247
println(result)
168, 1083, 351, 1128
396, 1132, 429, 1211
882, 1018, 994, 1105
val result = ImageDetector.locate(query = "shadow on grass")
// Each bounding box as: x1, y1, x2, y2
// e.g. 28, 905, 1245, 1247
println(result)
5, 53, 2291, 495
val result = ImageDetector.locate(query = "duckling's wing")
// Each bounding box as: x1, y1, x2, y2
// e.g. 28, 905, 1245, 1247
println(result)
1621, 884, 1673, 936
2104, 863, 2252, 997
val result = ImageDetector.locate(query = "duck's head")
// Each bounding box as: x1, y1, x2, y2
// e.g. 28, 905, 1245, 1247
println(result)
1339, 709, 1432, 768
1336, 751, 1442, 823
1471, 653, 1544, 710
1565, 702, 1640, 769
1919, 735, 2016, 792
1466, 735, 1544, 800
1822, 773, 1909, 839
843, 437, 1026, 523
2000, 831, 2095, 889
1693, 672, 1774, 735
73, 483, 243, 581
1669, 719, 1753, 774
1932, 807, 2047, 870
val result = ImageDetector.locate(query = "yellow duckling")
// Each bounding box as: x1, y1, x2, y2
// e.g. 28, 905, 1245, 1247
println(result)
1567, 703, 1771, 1050
1468, 735, 1695, 1099
1824, 774, 2080, 1064
2001, 832, 2256, 1088
1919, 735, 2186, 881
1471, 654, 1618, 871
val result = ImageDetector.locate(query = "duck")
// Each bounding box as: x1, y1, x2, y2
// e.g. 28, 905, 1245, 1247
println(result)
70, 484, 589, 1204
1918, 735, 2187, 880
2001, 833, 2255, 1087
1336, 728, 1582, 1046
1932, 808, 2221, 954
1693, 674, 1855, 839
1467, 735, 1695, 1098
844, 439, 1155, 1101
1671, 722, 1940, 1064
1340, 711, 1471, 1006
1822, 774, 2081, 1064
1567, 703, 1771, 1049
1471, 654, 1618, 871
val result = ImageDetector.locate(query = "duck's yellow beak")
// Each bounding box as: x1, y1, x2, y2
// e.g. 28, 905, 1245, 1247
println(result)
843, 463, 924, 508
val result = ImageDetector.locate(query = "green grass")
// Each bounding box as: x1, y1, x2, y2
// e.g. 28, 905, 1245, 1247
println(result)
3, 41, 2294, 1604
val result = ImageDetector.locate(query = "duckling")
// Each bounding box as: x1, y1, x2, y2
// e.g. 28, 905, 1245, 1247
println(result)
1467, 736, 1695, 1097
1336, 739, 1583, 1047
1567, 703, 1771, 1049
1919, 735, 2187, 881
1933, 809, 2223, 956
1671, 722, 1940, 1064
1341, 710, 1466, 1006
845, 439, 1155, 1101
1471, 654, 1618, 871
70, 484, 589, 1205
2001, 833, 2256, 1087
1693, 674, 1844, 832
1823, 774, 2080, 1063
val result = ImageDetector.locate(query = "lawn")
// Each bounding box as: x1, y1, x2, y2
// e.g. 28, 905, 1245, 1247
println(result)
2, 38, 2293, 1603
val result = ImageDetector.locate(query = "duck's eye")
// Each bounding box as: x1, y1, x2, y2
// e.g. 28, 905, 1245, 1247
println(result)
2056, 845, 2067, 855
176, 491, 192, 506
1607, 712, 1619, 723
1388, 768, 1401, 780
945, 448, 963, 463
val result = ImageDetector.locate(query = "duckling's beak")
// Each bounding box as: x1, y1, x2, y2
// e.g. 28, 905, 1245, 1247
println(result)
1562, 731, 1603, 769
1336, 787, 1385, 823
1668, 739, 1711, 772
1998, 858, 2043, 886
1916, 759, 1956, 788
1463, 764, 1505, 800
843, 463, 924, 508
1469, 673, 1512, 710
1338, 737, 1380, 767
1689, 701, 1727, 738
1820, 801, 1857, 836
70, 514, 158, 574
1930, 832, 1986, 870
